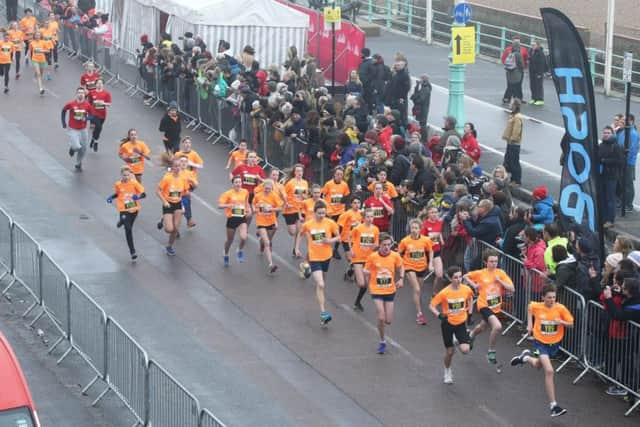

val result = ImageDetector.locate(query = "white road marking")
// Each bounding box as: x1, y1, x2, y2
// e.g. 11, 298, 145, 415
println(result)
478, 404, 512, 427
191, 193, 425, 366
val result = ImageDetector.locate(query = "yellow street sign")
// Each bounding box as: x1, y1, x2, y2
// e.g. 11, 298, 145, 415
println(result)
324, 6, 341, 23
451, 26, 476, 64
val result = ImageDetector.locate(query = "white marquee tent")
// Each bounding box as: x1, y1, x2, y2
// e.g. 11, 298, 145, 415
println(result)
113, 0, 308, 68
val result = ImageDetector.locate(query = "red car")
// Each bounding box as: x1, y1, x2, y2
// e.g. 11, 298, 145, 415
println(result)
0, 330, 40, 427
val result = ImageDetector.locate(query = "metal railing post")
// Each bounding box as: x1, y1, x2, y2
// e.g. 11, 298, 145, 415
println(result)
500, 27, 507, 52
407, 0, 413, 35
368, 0, 373, 23
386, 0, 391, 28
476, 23, 481, 55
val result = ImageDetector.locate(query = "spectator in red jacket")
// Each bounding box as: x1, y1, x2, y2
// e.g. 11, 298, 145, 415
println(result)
461, 122, 481, 164
522, 226, 546, 295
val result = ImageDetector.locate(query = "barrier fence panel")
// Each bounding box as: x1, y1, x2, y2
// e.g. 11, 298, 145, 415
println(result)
93, 318, 148, 426
10, 223, 41, 317
0, 207, 13, 282
30, 251, 70, 354
148, 360, 200, 427
553, 282, 588, 373
58, 281, 107, 395
199, 409, 227, 427
581, 301, 640, 416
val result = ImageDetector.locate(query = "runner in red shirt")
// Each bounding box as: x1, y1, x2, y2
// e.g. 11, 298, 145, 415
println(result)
363, 182, 394, 232
231, 150, 265, 208
61, 87, 91, 171
421, 205, 444, 291
87, 78, 111, 152
80, 61, 101, 92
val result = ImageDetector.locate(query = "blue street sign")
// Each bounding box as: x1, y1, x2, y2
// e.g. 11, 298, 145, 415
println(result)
453, 3, 472, 24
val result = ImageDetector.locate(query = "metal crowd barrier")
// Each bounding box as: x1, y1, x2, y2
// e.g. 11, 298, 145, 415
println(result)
0, 207, 13, 283
578, 301, 640, 416
9, 223, 41, 317
199, 409, 227, 427
148, 360, 200, 427
94, 318, 149, 425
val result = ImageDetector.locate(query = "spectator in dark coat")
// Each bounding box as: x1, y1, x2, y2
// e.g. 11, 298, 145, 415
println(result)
603, 278, 640, 322
384, 54, 411, 126
410, 74, 431, 136
371, 54, 391, 113
501, 207, 527, 259
598, 126, 624, 227
462, 199, 503, 245
342, 96, 369, 134
158, 102, 181, 154
551, 245, 577, 287
357, 48, 374, 110
528, 40, 548, 105
388, 136, 411, 186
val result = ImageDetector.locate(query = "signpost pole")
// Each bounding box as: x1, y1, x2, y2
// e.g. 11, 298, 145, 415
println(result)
621, 51, 633, 216
447, 1, 468, 134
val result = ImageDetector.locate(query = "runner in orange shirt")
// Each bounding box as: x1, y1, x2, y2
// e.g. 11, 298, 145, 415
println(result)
156, 158, 190, 256
364, 233, 404, 354
301, 184, 324, 222
252, 179, 283, 274
118, 129, 151, 182
106, 166, 146, 261
295, 202, 340, 326
254, 168, 286, 203
40, 21, 55, 80
0, 31, 15, 93
225, 139, 249, 177
429, 266, 474, 384
350, 209, 379, 311
464, 249, 514, 366
282, 164, 308, 256
510, 284, 573, 417
44, 12, 59, 71
7, 22, 24, 79
218, 175, 251, 266
176, 136, 203, 228
19, 8, 37, 62
398, 219, 434, 325
321, 166, 350, 259
366, 169, 398, 198
337, 197, 362, 279
28, 30, 49, 95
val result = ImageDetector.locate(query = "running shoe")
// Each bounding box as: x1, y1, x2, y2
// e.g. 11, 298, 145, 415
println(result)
74, 164, 82, 172
534, 100, 545, 106
93, 142, 98, 152
320, 311, 332, 325
377, 341, 386, 354
299, 262, 311, 279
416, 312, 426, 325
236, 250, 244, 263
131, 253, 138, 262
443, 368, 453, 384
54, 63, 59, 70
3, 87, 7, 94
187, 219, 196, 228
68, 147, 75, 157
156, 219, 163, 230
89, 140, 94, 150
353, 302, 364, 312
39, 88, 45, 95
166, 246, 176, 256
15, 73, 20, 80
510, 349, 532, 366
223, 254, 230, 267
487, 350, 497, 365
606, 385, 628, 396
528, 99, 536, 105
269, 264, 278, 274
332, 250, 341, 260
550, 405, 567, 417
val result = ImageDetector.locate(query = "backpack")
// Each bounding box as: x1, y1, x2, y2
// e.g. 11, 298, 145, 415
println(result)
504, 51, 517, 71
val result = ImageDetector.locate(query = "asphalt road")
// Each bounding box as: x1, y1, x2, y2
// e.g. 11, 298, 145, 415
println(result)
0, 48, 637, 426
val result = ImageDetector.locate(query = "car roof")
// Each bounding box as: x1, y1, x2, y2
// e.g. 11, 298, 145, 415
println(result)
0, 329, 35, 411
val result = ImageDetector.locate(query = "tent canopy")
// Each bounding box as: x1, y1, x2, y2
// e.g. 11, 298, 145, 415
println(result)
135, 0, 309, 27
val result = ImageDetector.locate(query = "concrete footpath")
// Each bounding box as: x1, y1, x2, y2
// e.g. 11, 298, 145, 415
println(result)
365, 28, 640, 242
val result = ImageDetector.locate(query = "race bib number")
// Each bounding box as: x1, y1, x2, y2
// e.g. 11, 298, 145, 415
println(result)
168, 189, 181, 199
373, 207, 384, 218
231, 205, 245, 217
94, 100, 104, 109
243, 174, 257, 185
1, 46, 10, 54
487, 294, 501, 309
540, 320, 558, 335
330, 194, 342, 205
35, 47, 44, 54
73, 109, 86, 120
124, 199, 136, 210
447, 298, 465, 313
294, 186, 306, 197
129, 156, 141, 164
409, 250, 424, 260
310, 229, 326, 243
429, 233, 440, 244
360, 234, 375, 246
260, 205, 272, 213
376, 272, 393, 287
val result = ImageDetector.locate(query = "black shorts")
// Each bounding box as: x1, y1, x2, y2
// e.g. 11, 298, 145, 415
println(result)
478, 306, 498, 322
283, 213, 300, 225
371, 293, 395, 302
341, 242, 350, 252
310, 258, 331, 273
257, 224, 276, 231
441, 321, 471, 348
162, 202, 183, 215
433, 250, 441, 258
248, 192, 255, 206
406, 269, 428, 278
226, 216, 247, 229
330, 215, 340, 222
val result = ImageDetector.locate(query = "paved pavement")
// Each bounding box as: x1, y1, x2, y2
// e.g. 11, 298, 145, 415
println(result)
0, 49, 637, 426
366, 30, 640, 238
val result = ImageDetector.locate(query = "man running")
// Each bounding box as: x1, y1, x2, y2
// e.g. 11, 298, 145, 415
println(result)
510, 283, 573, 417
350, 209, 380, 311
429, 266, 474, 384
157, 158, 192, 256
231, 151, 265, 224
322, 166, 351, 259
61, 87, 91, 171
0, 31, 15, 94
364, 233, 404, 354
363, 182, 394, 233
218, 176, 251, 266
295, 201, 340, 326
464, 249, 514, 365
398, 219, 434, 325
177, 136, 203, 228
88, 78, 112, 152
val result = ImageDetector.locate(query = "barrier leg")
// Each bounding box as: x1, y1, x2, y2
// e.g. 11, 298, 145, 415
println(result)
82, 375, 101, 395
572, 365, 590, 384
0, 270, 8, 281
28, 308, 45, 327
516, 333, 529, 346
555, 355, 575, 373
21, 300, 37, 318
1, 277, 16, 295
501, 318, 519, 336
625, 398, 640, 417
47, 335, 65, 354
91, 383, 111, 406
56, 344, 73, 364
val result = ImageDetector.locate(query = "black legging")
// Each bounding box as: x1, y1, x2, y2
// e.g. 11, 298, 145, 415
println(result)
0, 64, 10, 88
119, 211, 138, 254
14, 51, 20, 75
92, 117, 105, 141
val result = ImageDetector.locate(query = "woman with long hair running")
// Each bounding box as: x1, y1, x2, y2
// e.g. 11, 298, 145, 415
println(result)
282, 164, 308, 256
28, 30, 49, 95
156, 158, 190, 256
118, 128, 151, 182
253, 179, 283, 273
7, 22, 24, 80
107, 166, 146, 261
218, 176, 251, 266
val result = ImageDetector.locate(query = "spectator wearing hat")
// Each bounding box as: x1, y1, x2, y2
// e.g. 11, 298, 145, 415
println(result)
389, 135, 411, 186
527, 185, 554, 228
